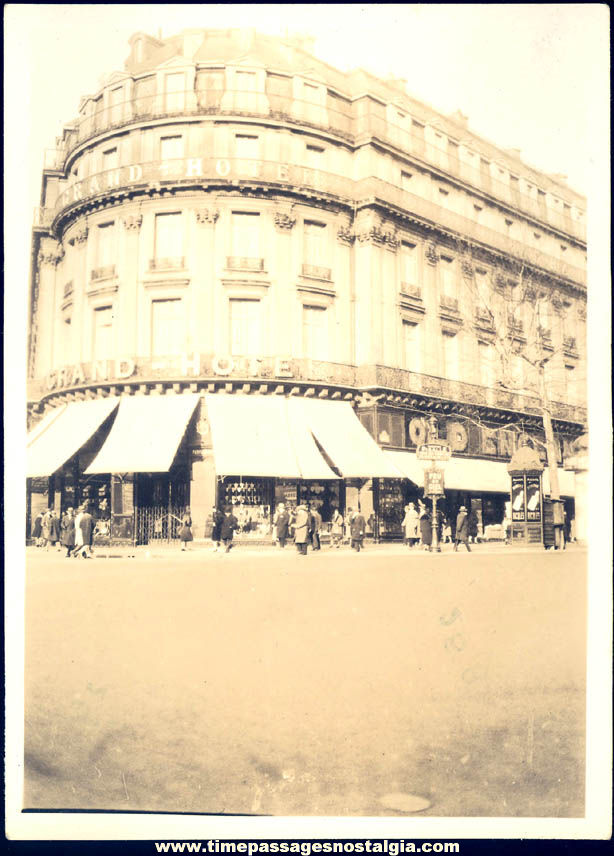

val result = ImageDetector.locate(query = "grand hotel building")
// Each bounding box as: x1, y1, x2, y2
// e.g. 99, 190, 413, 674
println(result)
27, 28, 588, 544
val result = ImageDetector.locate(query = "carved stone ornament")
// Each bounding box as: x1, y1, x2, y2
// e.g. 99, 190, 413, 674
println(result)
461, 258, 474, 278
73, 225, 89, 244
425, 241, 439, 265
38, 244, 64, 267
122, 215, 143, 231
577, 303, 587, 321
356, 226, 387, 246
550, 292, 563, 313
273, 212, 296, 231
336, 225, 355, 245
383, 230, 400, 251
196, 208, 220, 226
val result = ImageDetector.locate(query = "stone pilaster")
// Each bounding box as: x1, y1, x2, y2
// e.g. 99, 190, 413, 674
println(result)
422, 239, 441, 375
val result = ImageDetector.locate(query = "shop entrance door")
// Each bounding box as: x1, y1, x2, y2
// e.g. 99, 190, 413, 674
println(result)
135, 470, 190, 545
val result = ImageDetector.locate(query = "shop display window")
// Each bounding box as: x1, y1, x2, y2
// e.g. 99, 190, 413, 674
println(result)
219, 477, 273, 538
378, 480, 406, 538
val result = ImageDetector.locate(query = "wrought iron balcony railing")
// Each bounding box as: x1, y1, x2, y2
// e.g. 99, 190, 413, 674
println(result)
226, 256, 265, 272
91, 265, 116, 281
55, 87, 585, 244
148, 256, 185, 271
301, 263, 332, 281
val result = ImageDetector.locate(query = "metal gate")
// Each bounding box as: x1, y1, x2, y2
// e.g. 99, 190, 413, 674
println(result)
135, 504, 188, 545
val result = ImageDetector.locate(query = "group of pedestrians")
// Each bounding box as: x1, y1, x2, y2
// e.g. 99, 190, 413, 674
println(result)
401, 501, 473, 552
272, 503, 367, 554
31, 506, 95, 558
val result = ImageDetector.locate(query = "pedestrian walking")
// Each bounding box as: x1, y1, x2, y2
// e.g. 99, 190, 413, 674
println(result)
467, 509, 479, 544
220, 506, 239, 553
310, 505, 322, 551
179, 508, 193, 551
350, 509, 366, 552
274, 503, 290, 548
293, 504, 310, 555
402, 502, 419, 547
60, 507, 76, 557
330, 505, 343, 548
442, 516, 453, 544
78, 506, 94, 558
211, 505, 224, 551
435, 508, 444, 552
45, 509, 61, 551
418, 501, 432, 551
453, 506, 471, 552
41, 509, 52, 549
32, 511, 43, 547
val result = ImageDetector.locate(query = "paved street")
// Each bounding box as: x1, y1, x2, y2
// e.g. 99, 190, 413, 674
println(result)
24, 545, 586, 817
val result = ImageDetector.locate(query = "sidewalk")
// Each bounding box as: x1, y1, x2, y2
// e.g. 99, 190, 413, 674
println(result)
27, 540, 586, 560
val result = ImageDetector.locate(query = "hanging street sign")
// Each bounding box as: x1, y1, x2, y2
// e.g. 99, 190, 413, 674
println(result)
424, 467, 445, 496
417, 443, 452, 461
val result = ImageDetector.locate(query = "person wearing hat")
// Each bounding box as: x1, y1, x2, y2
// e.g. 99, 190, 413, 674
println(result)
274, 503, 290, 548
454, 506, 471, 552
60, 507, 76, 557
293, 504, 310, 555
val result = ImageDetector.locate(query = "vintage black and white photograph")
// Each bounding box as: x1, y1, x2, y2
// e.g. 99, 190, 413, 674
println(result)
5, 2, 611, 841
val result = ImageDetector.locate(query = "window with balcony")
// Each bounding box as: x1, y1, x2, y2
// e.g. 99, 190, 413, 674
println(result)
229, 212, 262, 270
302, 220, 330, 280
160, 135, 184, 161
93, 222, 116, 280
151, 298, 185, 357
235, 134, 259, 160
230, 298, 262, 357
305, 144, 325, 170
164, 72, 184, 112
400, 241, 418, 292
440, 255, 458, 307
93, 306, 113, 360
303, 305, 328, 361
402, 319, 421, 372
442, 331, 460, 381
478, 341, 496, 387
102, 147, 118, 172
152, 212, 184, 270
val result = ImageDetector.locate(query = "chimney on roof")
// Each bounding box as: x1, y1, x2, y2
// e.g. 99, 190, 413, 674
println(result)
450, 109, 469, 128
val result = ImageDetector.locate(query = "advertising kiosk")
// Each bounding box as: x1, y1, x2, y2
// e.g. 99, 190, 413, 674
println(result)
507, 443, 544, 545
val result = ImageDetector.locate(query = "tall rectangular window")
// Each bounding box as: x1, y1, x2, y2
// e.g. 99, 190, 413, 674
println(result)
305, 144, 325, 170
303, 220, 326, 263
97, 222, 115, 267
479, 341, 496, 387
102, 147, 118, 172
165, 72, 184, 112
109, 86, 123, 124
402, 320, 421, 372
442, 332, 459, 380
303, 305, 328, 361
93, 306, 113, 360
154, 212, 183, 263
400, 241, 417, 286
440, 256, 457, 298
231, 212, 260, 259
229, 299, 262, 357
151, 298, 184, 357
235, 134, 259, 160
160, 135, 184, 161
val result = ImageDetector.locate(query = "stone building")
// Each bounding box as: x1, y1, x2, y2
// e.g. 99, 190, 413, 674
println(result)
27, 28, 587, 544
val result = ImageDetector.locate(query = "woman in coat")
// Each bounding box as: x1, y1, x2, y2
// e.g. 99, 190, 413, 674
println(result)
60, 507, 76, 557
402, 502, 419, 547
293, 505, 310, 555
330, 505, 343, 548
350, 510, 366, 552
179, 508, 193, 551
418, 502, 432, 551
454, 506, 471, 552
32, 512, 43, 546
41, 510, 52, 548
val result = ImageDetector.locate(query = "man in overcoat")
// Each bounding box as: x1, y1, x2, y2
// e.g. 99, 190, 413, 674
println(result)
220, 506, 239, 553
293, 505, 310, 555
211, 505, 224, 551
274, 503, 290, 548
350, 509, 366, 552
453, 506, 471, 552
79, 505, 94, 557
310, 505, 322, 551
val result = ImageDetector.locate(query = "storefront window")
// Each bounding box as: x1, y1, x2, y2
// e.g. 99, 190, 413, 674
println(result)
219, 477, 273, 538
